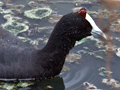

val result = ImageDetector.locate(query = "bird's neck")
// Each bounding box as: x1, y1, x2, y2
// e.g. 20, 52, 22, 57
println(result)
41, 31, 76, 56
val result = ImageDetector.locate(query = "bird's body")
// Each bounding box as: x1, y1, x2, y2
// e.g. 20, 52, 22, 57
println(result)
0, 8, 106, 80
0, 27, 65, 79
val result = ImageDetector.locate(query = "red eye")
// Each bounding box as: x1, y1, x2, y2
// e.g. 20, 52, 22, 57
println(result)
82, 24, 86, 27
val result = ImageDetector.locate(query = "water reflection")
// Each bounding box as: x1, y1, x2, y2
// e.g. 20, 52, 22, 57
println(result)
30, 77, 65, 90
0, 76, 65, 90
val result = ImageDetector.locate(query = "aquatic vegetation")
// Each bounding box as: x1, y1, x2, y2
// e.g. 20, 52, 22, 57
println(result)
6, 4, 25, 10
98, 67, 106, 71
2, 14, 29, 35
63, 53, 82, 71
75, 36, 106, 59
2, 21, 29, 35
27, 26, 53, 44
111, 37, 120, 57
0, 81, 34, 90
0, 9, 13, 14
78, 49, 106, 60
111, 19, 120, 32
48, 14, 63, 24
76, 36, 106, 59
115, 37, 120, 42
98, 67, 112, 77
62, 65, 70, 71
37, 26, 53, 33
18, 36, 39, 45
93, 50, 106, 59
0, 4, 25, 15
78, 50, 88, 55
0, 1, 4, 6
28, 1, 50, 8
3, 14, 22, 22
66, 53, 81, 62
28, 1, 38, 7
17, 82, 34, 88
102, 78, 120, 88
75, 36, 104, 48
36, 37, 48, 44
75, 38, 87, 46
24, 8, 52, 19
98, 67, 120, 88
82, 82, 98, 90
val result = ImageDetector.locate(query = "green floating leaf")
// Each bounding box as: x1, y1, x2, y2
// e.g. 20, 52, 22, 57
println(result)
24, 8, 52, 19
98, 67, 113, 78
2, 15, 29, 36
75, 38, 87, 46
17, 82, 34, 88
98, 67, 106, 71
99, 72, 106, 77
0, 81, 35, 90
3, 21, 29, 35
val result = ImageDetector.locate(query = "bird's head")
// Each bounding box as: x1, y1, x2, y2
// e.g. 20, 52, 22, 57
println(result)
78, 7, 107, 39
54, 7, 107, 41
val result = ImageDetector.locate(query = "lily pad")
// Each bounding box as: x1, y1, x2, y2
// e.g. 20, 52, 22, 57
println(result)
0, 81, 34, 90
24, 8, 52, 19
2, 14, 29, 36
2, 21, 29, 35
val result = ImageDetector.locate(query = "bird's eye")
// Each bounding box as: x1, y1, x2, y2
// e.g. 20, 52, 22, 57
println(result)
82, 24, 86, 27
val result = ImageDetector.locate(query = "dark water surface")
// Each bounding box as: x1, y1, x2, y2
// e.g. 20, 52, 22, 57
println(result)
0, 0, 120, 90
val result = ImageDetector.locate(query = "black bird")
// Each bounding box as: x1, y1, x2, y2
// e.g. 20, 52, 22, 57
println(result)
0, 7, 106, 81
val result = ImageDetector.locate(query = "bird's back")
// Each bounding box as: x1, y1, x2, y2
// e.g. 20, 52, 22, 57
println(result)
0, 28, 40, 79
0, 27, 33, 63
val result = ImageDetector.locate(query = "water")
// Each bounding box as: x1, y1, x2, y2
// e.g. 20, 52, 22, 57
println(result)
0, 0, 120, 90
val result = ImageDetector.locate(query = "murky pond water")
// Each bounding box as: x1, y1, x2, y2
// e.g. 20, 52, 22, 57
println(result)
0, 0, 120, 90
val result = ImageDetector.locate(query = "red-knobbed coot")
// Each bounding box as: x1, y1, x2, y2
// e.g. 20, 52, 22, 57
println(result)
0, 7, 106, 81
